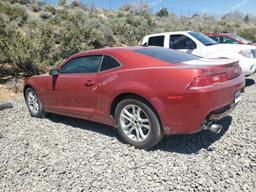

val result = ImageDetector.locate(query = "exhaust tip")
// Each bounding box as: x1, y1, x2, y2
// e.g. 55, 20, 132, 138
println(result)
208, 124, 223, 134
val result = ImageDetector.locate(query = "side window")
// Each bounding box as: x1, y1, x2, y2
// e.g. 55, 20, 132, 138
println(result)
222, 37, 237, 44
169, 35, 197, 49
100, 55, 121, 71
210, 36, 220, 43
219, 36, 224, 43
60, 56, 102, 74
148, 36, 165, 47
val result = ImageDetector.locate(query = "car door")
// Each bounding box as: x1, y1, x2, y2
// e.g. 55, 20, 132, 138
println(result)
46, 55, 102, 118
147, 35, 165, 47
169, 34, 198, 55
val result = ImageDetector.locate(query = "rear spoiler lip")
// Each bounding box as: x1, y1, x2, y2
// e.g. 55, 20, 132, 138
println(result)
118, 59, 240, 73
182, 58, 239, 67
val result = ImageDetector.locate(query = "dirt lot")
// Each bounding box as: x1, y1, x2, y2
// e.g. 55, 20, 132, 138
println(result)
0, 74, 255, 192
0, 84, 22, 102
0, 77, 23, 102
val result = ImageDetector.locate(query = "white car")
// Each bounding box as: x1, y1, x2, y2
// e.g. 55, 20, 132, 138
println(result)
142, 31, 256, 76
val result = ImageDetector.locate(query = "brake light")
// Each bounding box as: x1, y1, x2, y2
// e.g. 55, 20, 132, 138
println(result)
189, 73, 228, 89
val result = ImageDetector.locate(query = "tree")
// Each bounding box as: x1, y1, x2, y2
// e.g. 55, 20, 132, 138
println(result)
222, 11, 243, 21
156, 7, 169, 17
71, 0, 80, 8
58, 0, 66, 7
244, 14, 249, 23
7, 0, 31, 5
1, 0, 256, 77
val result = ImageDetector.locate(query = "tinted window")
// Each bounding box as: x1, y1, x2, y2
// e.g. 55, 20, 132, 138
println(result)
100, 55, 120, 71
148, 36, 164, 46
222, 36, 237, 44
170, 35, 197, 49
189, 32, 218, 46
60, 56, 102, 74
209, 36, 220, 43
134, 47, 200, 64
229, 33, 252, 43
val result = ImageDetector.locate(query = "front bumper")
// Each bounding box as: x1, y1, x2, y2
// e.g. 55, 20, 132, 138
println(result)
239, 58, 256, 76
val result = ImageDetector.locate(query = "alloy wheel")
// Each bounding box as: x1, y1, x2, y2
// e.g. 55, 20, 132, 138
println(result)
119, 104, 151, 142
27, 90, 39, 114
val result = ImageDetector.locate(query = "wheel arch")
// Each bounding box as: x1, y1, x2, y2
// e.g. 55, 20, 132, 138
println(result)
110, 92, 163, 129
23, 84, 35, 97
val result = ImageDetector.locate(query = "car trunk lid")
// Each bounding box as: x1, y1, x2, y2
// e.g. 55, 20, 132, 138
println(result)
182, 58, 242, 80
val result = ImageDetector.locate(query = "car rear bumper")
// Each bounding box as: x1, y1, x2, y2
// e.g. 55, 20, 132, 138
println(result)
160, 74, 245, 135
208, 103, 236, 120
189, 103, 238, 134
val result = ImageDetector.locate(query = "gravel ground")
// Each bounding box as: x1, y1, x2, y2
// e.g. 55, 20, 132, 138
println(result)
0, 74, 256, 192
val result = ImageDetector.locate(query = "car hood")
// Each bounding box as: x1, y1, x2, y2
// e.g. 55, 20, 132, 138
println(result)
205, 43, 256, 52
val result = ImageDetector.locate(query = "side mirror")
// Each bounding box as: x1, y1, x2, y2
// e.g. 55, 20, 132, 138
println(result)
49, 68, 59, 76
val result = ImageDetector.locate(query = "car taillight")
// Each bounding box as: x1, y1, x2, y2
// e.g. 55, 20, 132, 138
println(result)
189, 73, 228, 89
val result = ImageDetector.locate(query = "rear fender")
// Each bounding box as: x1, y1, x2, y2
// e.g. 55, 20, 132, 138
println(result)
113, 81, 165, 112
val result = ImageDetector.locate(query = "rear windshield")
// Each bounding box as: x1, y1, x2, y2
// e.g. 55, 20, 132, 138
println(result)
134, 47, 200, 64
189, 32, 218, 46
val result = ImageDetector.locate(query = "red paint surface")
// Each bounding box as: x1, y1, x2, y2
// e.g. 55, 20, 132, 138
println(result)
24, 47, 245, 135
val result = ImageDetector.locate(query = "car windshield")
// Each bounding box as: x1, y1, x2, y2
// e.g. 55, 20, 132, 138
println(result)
134, 47, 200, 64
189, 32, 218, 46
229, 33, 252, 44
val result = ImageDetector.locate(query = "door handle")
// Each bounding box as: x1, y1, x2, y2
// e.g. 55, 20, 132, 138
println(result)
84, 80, 95, 87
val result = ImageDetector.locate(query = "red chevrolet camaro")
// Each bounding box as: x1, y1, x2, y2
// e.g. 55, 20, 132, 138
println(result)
24, 47, 245, 149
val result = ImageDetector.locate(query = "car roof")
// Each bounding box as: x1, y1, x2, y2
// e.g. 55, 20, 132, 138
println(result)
144, 31, 192, 38
69, 47, 139, 57
207, 33, 232, 36
65, 46, 155, 62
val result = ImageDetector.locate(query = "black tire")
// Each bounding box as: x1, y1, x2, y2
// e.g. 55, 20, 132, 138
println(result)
25, 87, 45, 118
115, 98, 163, 149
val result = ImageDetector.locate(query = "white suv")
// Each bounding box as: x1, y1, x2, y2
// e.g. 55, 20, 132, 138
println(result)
142, 31, 256, 76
